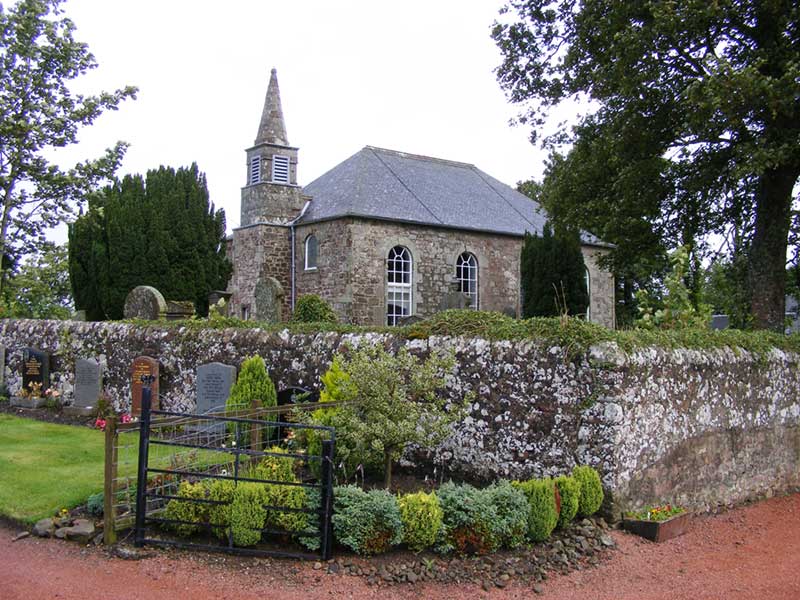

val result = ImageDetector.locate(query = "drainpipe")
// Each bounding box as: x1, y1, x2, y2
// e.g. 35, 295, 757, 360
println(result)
289, 201, 312, 312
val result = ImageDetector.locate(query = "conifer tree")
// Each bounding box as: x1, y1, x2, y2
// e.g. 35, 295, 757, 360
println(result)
521, 223, 589, 318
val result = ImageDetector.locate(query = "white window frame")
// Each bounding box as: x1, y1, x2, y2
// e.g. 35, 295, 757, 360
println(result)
304, 234, 318, 271
456, 252, 479, 310
387, 245, 412, 326
271, 154, 290, 184
249, 156, 261, 185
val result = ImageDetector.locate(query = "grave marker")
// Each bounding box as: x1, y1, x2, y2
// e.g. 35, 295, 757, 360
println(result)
11, 348, 50, 408
64, 358, 103, 417
131, 356, 159, 416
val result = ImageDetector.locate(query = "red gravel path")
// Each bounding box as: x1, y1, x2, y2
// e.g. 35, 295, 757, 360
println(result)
2, 493, 799, 600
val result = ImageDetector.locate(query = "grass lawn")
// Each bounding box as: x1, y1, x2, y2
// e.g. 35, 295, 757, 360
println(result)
0, 414, 235, 525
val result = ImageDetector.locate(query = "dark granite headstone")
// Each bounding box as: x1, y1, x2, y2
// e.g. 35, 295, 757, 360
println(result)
65, 358, 103, 417
130, 356, 159, 416
12, 348, 50, 408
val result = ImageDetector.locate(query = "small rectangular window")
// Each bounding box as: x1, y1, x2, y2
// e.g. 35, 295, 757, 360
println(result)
249, 156, 261, 185
272, 155, 290, 184
241, 305, 250, 320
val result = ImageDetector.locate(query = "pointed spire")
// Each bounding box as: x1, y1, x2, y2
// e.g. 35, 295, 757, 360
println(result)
255, 68, 289, 146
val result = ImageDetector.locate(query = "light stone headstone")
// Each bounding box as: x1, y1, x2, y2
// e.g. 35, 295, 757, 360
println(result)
254, 276, 284, 323
191, 362, 237, 438
65, 358, 103, 417
123, 286, 167, 320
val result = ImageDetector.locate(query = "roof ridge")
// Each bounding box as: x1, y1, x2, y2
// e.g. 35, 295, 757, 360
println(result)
364, 145, 475, 169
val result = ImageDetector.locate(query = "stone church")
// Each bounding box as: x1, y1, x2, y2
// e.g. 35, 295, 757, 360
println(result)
227, 70, 615, 328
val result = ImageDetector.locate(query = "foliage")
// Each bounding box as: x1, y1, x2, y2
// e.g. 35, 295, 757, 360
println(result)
225, 355, 277, 446
298, 487, 322, 551
207, 479, 236, 540
704, 256, 752, 329
1, 243, 73, 319
627, 504, 685, 522
493, 0, 800, 331
520, 222, 589, 318
0, 0, 136, 296
291, 294, 337, 323
228, 482, 268, 547
437, 482, 500, 555
398, 491, 443, 552
86, 491, 104, 518
636, 247, 712, 330
512, 478, 559, 542
554, 475, 580, 529
572, 466, 604, 517
484, 480, 529, 549
332, 485, 403, 555
246, 447, 307, 534
302, 345, 463, 488
163, 480, 210, 537
68, 164, 231, 319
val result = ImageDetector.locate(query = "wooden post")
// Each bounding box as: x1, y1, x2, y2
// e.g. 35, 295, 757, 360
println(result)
249, 398, 263, 453
103, 414, 118, 545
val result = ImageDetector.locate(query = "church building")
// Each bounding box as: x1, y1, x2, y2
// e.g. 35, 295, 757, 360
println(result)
227, 69, 615, 328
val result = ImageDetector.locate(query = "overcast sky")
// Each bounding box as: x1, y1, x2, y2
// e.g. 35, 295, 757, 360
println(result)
53, 0, 566, 234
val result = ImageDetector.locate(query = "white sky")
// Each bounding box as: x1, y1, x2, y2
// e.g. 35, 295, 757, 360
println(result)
51, 0, 560, 235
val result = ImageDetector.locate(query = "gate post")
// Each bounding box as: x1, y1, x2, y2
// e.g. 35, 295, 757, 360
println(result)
320, 439, 335, 560
103, 414, 118, 545
134, 377, 153, 547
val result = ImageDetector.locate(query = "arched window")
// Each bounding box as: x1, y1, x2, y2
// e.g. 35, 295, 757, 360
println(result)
387, 246, 412, 326
585, 267, 591, 320
455, 252, 478, 309
304, 235, 318, 270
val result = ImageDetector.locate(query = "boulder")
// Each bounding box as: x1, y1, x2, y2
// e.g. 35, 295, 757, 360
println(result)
32, 518, 54, 538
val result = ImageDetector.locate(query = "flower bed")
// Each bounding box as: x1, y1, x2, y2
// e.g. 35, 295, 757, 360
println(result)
623, 505, 690, 542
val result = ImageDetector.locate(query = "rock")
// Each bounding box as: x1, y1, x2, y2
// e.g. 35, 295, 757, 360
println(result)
406, 571, 418, 583
500, 573, 510, 581
112, 546, 150, 560
313, 561, 322, 570
482, 580, 492, 592
379, 568, 393, 582
495, 578, 507, 588
12, 531, 30, 542
326, 563, 340, 575
54, 528, 68, 539
533, 584, 545, 594
63, 519, 95, 543
32, 518, 54, 538
600, 534, 616, 547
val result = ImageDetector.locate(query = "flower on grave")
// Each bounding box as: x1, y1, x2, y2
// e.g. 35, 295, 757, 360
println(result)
94, 418, 107, 431
120, 413, 132, 424
44, 388, 60, 398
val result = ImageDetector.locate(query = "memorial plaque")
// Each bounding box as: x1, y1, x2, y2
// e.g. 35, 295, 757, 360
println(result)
74, 358, 102, 409
196, 362, 236, 415
130, 356, 159, 416
22, 347, 50, 395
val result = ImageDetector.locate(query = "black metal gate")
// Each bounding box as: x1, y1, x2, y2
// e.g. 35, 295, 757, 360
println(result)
133, 382, 335, 560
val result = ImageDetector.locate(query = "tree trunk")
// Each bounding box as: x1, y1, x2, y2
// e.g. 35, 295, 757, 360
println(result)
748, 164, 799, 331
383, 452, 393, 490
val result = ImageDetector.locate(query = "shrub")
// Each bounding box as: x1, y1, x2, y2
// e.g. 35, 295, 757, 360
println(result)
398, 491, 443, 552
332, 485, 403, 555
485, 481, 529, 549
437, 482, 499, 554
555, 475, 581, 528
291, 294, 337, 323
229, 482, 268, 547
87, 492, 104, 518
246, 447, 308, 535
298, 487, 322, 551
163, 480, 210, 537
246, 446, 296, 483
208, 478, 236, 539
513, 478, 559, 542
225, 355, 277, 446
572, 465, 603, 517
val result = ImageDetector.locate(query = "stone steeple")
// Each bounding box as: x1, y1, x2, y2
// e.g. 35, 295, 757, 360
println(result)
255, 68, 289, 147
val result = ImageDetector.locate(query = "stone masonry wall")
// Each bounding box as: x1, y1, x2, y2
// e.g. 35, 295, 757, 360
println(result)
2, 318, 798, 514
295, 219, 354, 318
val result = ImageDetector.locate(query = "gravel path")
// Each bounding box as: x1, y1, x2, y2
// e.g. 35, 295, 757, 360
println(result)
2, 493, 798, 599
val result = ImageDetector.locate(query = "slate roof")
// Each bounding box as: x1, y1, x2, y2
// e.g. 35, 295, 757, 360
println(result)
299, 146, 609, 247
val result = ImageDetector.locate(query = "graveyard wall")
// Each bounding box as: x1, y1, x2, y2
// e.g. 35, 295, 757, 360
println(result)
1, 318, 799, 516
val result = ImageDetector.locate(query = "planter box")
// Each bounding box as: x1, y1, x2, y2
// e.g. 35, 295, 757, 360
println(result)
622, 512, 691, 543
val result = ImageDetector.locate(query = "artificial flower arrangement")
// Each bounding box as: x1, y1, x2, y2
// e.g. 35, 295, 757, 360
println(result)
626, 504, 685, 522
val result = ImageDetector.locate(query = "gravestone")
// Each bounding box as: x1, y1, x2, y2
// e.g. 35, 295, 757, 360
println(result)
254, 276, 284, 323
130, 356, 159, 416
64, 358, 103, 417
11, 348, 51, 408
438, 277, 472, 311
123, 286, 167, 320
165, 300, 195, 321
190, 362, 237, 437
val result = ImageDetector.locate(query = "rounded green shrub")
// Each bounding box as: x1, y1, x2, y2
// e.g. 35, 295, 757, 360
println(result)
332, 485, 403, 555
513, 478, 558, 542
246, 447, 308, 535
572, 465, 603, 517
225, 355, 277, 446
485, 481, 529, 549
291, 294, 337, 323
229, 482, 269, 547
555, 475, 581, 528
398, 491, 443, 552
208, 478, 236, 539
246, 446, 296, 483
87, 492, 104, 518
163, 480, 210, 537
437, 482, 499, 554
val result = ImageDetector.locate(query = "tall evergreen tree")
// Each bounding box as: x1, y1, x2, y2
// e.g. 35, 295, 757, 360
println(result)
68, 164, 231, 319
521, 222, 588, 318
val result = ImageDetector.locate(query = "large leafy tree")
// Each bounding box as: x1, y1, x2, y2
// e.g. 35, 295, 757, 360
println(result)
0, 0, 137, 294
493, 0, 800, 330
1, 241, 72, 319
68, 164, 231, 320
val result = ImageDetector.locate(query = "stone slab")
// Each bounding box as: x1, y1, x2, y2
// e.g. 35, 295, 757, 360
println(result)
190, 362, 236, 437
73, 358, 103, 411
63, 405, 97, 417
10, 395, 48, 408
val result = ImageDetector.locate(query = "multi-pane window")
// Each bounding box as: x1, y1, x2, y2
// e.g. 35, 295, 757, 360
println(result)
387, 246, 412, 326
456, 252, 478, 309
272, 154, 290, 183
305, 235, 318, 270
249, 156, 261, 185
